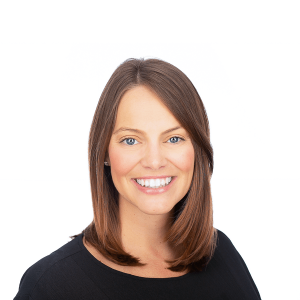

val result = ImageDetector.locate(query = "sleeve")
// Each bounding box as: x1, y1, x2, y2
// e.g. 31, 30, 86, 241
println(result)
13, 255, 54, 300
234, 245, 261, 300
13, 266, 37, 300
13, 293, 34, 300
216, 229, 262, 300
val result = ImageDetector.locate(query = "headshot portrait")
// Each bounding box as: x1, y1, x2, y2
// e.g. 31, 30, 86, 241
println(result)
2, 2, 299, 300
11, 57, 261, 299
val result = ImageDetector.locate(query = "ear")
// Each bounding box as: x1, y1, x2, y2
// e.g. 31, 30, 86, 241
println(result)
104, 153, 110, 166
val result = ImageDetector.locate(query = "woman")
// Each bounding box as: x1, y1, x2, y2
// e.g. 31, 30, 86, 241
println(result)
14, 58, 261, 299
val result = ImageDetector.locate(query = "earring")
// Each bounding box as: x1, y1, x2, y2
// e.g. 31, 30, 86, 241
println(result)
104, 161, 109, 166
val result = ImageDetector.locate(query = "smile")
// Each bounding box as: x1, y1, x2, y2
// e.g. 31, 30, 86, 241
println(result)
134, 177, 173, 188
131, 176, 177, 195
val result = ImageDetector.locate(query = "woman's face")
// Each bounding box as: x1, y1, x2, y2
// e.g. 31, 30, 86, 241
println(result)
107, 85, 195, 216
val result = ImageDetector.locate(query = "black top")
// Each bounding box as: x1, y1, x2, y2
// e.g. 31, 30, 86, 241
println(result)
14, 230, 261, 300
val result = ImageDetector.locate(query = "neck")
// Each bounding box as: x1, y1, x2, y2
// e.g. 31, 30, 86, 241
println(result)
118, 195, 175, 259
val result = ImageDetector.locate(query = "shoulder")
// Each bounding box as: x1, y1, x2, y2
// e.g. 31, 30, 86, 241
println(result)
212, 229, 253, 279
215, 228, 236, 250
14, 235, 83, 300
211, 229, 261, 299
214, 228, 245, 263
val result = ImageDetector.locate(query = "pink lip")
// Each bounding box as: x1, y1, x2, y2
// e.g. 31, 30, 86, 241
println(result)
131, 177, 177, 195
132, 175, 174, 180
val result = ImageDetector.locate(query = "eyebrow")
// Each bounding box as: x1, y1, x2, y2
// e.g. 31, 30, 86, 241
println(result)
113, 126, 183, 136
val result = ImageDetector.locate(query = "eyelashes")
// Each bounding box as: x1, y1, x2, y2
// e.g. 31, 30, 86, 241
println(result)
119, 136, 185, 146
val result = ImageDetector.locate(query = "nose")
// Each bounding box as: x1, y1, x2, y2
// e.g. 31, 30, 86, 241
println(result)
141, 143, 167, 170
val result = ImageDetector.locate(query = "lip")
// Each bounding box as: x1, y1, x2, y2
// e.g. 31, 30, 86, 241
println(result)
131, 176, 177, 195
132, 175, 174, 180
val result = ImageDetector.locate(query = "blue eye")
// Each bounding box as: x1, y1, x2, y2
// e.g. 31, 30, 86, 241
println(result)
120, 136, 185, 146
120, 138, 138, 146
168, 136, 184, 144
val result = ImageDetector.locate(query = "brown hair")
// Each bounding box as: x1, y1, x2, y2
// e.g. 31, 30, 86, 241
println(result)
72, 57, 217, 273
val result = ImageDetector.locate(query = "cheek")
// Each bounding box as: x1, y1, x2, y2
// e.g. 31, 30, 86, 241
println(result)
109, 147, 137, 178
173, 147, 195, 173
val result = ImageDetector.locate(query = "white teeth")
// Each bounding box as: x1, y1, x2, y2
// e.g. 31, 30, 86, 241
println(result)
136, 177, 172, 188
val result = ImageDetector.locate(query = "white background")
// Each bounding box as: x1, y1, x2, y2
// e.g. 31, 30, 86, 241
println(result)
1, 1, 299, 299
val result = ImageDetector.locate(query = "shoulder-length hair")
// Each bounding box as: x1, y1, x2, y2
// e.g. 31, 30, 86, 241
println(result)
73, 57, 217, 273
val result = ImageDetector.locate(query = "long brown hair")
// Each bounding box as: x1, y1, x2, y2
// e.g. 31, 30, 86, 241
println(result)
73, 57, 217, 273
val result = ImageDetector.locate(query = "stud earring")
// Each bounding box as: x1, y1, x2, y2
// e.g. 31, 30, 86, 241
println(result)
104, 161, 109, 166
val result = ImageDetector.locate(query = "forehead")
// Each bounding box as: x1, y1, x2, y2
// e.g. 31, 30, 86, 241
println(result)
115, 86, 179, 128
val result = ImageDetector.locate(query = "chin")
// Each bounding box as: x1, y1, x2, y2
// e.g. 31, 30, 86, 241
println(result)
136, 202, 175, 216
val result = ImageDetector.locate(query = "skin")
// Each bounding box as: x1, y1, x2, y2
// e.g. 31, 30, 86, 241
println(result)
84, 85, 195, 276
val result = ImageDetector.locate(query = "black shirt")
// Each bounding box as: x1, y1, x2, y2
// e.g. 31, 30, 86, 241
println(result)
13, 230, 261, 300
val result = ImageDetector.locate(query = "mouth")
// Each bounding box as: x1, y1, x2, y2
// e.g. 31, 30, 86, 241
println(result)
132, 176, 175, 180
131, 176, 177, 194
132, 176, 175, 188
